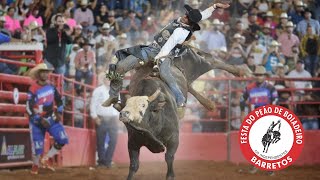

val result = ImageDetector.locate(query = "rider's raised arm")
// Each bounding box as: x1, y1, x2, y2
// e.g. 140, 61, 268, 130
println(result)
200, 5, 216, 21
200, 3, 230, 21
154, 27, 190, 60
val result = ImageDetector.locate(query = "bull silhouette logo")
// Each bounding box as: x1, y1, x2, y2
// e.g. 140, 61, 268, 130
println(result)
262, 120, 281, 153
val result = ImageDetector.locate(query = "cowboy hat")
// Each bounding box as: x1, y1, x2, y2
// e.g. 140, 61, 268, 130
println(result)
29, 21, 40, 30
101, 23, 114, 31
212, 19, 221, 25
184, 4, 202, 31
273, 62, 288, 73
280, 12, 288, 19
266, 11, 274, 17
286, 21, 294, 27
233, 33, 243, 39
28, 63, 54, 79
80, 0, 88, 6
117, 33, 127, 39
253, 66, 267, 75
270, 40, 281, 46
274, 0, 283, 3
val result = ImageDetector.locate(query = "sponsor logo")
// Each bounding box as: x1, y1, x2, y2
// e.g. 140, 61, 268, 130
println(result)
239, 105, 304, 171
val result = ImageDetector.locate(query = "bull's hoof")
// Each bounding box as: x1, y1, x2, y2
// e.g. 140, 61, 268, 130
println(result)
177, 107, 185, 119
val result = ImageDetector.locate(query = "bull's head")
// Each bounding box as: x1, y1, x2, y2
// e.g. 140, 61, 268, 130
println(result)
119, 89, 164, 123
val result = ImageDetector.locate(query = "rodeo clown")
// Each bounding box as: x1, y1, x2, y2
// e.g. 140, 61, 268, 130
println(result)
26, 63, 69, 175
103, 1, 230, 109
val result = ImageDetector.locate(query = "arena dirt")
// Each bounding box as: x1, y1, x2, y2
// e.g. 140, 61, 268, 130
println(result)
0, 161, 319, 180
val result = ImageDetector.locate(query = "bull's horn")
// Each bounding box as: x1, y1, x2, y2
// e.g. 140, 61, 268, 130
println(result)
148, 89, 161, 102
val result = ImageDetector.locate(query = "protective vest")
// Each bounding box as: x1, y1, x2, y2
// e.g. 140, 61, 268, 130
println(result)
154, 20, 193, 56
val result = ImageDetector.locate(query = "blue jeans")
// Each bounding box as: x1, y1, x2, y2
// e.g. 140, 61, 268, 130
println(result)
75, 70, 93, 89
44, 60, 66, 75
302, 118, 319, 130
96, 117, 118, 166
305, 55, 319, 76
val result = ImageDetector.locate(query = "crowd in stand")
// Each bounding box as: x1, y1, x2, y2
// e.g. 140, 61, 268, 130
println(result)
0, 0, 319, 131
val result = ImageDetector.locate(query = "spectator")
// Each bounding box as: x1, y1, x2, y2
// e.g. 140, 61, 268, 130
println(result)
90, 78, 119, 167
276, 12, 289, 37
121, 10, 141, 44
227, 33, 246, 65
68, 44, 81, 77
272, 63, 291, 109
207, 19, 226, 51
106, 11, 121, 36
4, 7, 22, 35
262, 40, 285, 74
264, 11, 277, 38
22, 21, 46, 44
246, 53, 257, 72
287, 60, 312, 95
74, 39, 96, 89
258, 23, 274, 47
270, 0, 284, 24
95, 23, 116, 67
246, 12, 261, 44
0, 15, 10, 37
296, 9, 320, 37
246, 36, 267, 65
116, 33, 130, 49
256, 0, 269, 14
95, 3, 109, 28
74, 0, 96, 33
300, 25, 320, 76
63, 9, 77, 31
108, 0, 129, 10
236, 0, 254, 16
287, 0, 305, 25
277, 21, 300, 61
44, 14, 73, 75
72, 24, 83, 40
211, 5, 230, 23
129, 0, 151, 18
23, 7, 43, 28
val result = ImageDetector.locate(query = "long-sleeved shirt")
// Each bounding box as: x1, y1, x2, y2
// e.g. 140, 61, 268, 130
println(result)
74, 8, 94, 26
90, 85, 119, 119
297, 19, 320, 36
26, 82, 63, 119
277, 32, 300, 57
154, 6, 216, 59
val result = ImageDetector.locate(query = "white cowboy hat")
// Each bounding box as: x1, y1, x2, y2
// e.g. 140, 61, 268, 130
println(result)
286, 21, 294, 27
295, 1, 304, 7
233, 33, 243, 39
212, 19, 221, 25
266, 11, 274, 17
273, 62, 289, 73
280, 12, 288, 19
270, 40, 281, 47
101, 23, 114, 31
80, 0, 88, 6
117, 33, 127, 39
263, 23, 271, 29
253, 66, 267, 75
75, 24, 83, 30
28, 63, 54, 79
219, 46, 227, 53
274, 0, 283, 3
29, 21, 40, 30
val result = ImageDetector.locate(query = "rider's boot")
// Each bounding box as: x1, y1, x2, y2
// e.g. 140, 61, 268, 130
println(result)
103, 64, 123, 107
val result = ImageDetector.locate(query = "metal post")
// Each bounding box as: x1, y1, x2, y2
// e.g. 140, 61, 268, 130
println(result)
227, 79, 232, 162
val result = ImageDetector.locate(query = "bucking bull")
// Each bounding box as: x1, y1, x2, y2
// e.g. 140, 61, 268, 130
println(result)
115, 48, 251, 180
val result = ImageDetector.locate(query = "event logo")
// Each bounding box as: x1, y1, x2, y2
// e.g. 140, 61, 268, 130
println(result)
239, 105, 304, 171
